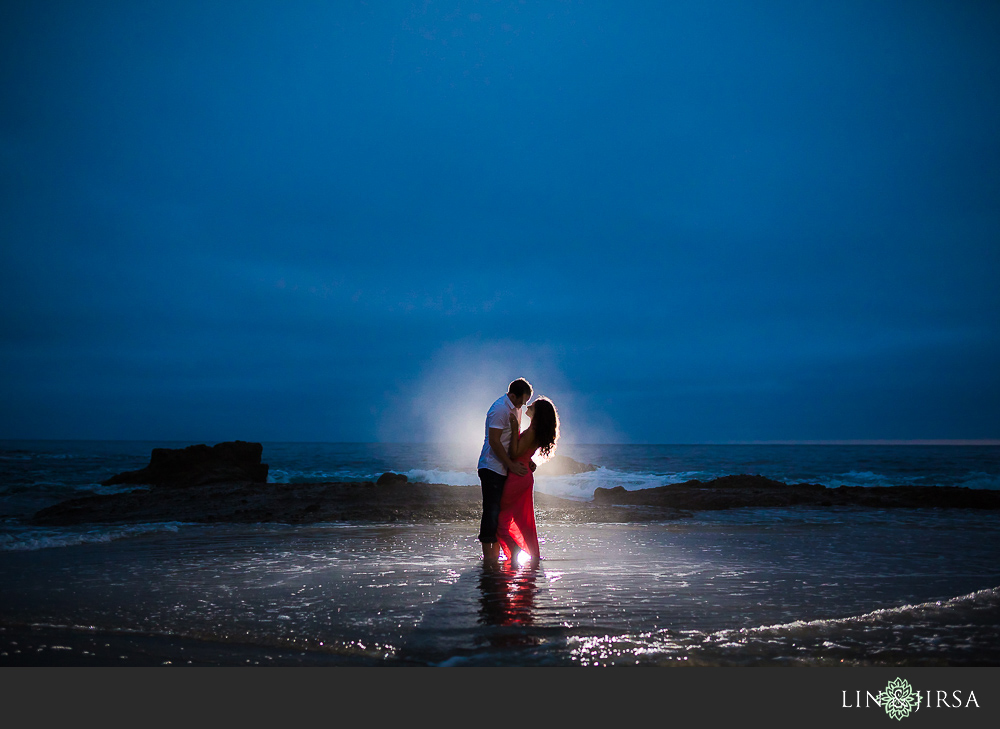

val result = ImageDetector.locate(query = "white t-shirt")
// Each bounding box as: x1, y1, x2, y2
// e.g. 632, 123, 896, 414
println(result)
478, 394, 519, 475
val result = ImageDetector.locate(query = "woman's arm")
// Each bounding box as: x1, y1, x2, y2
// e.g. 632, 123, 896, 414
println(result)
509, 420, 537, 461
507, 413, 520, 461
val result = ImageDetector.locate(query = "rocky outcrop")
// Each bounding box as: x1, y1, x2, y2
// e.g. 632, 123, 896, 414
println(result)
36, 465, 997, 530
32, 480, 687, 527
535, 455, 599, 475
101, 441, 268, 488
593, 474, 1000, 510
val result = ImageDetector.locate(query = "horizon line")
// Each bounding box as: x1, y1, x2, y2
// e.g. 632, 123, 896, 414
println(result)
1, 437, 998, 446
706, 439, 1000, 446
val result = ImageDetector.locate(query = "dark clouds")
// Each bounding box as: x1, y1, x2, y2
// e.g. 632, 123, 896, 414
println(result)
2, 1, 998, 442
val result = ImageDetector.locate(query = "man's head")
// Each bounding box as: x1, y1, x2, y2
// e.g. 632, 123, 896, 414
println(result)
507, 378, 533, 408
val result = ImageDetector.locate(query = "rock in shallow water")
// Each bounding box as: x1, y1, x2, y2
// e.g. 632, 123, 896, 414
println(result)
101, 440, 268, 488
535, 455, 598, 475
593, 474, 1000, 510
376, 472, 408, 486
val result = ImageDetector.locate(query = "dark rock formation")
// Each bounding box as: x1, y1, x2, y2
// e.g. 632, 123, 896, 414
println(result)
32, 480, 687, 527
101, 441, 268, 488
593, 474, 1000, 511
35, 469, 997, 530
535, 455, 599, 476
376, 472, 408, 486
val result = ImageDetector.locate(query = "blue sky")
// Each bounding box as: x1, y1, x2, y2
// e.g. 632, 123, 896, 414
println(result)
1, 1, 998, 443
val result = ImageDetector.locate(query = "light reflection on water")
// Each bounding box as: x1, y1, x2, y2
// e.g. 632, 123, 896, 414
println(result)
0, 510, 998, 665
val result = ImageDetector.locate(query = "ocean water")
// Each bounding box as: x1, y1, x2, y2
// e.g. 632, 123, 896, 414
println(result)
0, 440, 998, 666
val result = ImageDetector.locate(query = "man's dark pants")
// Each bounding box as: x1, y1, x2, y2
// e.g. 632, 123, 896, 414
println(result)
477, 467, 506, 543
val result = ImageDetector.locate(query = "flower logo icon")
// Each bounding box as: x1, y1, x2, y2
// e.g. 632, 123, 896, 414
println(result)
877, 678, 920, 720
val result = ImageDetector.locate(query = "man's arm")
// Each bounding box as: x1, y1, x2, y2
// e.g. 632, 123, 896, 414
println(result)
489, 427, 528, 476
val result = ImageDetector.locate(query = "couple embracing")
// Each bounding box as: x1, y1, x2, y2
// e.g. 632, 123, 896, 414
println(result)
477, 378, 559, 567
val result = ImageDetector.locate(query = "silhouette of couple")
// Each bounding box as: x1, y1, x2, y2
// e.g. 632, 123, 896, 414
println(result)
477, 378, 559, 568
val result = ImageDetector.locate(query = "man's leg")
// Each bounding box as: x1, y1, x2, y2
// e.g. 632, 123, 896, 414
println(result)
477, 468, 505, 565
482, 541, 500, 563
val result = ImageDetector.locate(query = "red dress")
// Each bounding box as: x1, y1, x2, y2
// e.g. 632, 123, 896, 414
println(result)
496, 448, 540, 563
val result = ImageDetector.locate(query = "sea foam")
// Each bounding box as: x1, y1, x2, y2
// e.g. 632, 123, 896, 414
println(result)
0, 522, 185, 552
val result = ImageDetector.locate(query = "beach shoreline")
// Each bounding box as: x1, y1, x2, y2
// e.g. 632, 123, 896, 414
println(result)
4, 442, 999, 668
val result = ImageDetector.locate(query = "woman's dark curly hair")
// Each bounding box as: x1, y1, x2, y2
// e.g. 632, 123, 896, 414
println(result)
529, 397, 559, 459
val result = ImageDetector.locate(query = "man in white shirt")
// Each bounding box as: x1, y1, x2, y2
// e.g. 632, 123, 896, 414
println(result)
477, 378, 533, 565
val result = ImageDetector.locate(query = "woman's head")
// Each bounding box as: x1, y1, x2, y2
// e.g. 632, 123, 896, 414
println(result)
527, 397, 559, 458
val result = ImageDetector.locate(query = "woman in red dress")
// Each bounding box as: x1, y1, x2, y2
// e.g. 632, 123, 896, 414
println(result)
496, 397, 559, 567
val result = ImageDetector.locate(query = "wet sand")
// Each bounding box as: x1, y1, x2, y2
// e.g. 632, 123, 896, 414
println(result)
3, 515, 999, 667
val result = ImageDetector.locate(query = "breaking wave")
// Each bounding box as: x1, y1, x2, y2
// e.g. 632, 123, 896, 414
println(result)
0, 522, 186, 552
